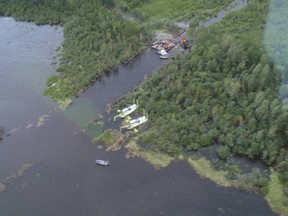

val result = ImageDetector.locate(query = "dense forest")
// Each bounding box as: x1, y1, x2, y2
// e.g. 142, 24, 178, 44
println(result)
0, 0, 236, 101
124, 0, 288, 212
133, 0, 283, 160
0, 0, 152, 100
1, 0, 288, 214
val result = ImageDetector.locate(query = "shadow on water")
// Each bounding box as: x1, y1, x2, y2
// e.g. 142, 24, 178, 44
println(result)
0, 14, 278, 216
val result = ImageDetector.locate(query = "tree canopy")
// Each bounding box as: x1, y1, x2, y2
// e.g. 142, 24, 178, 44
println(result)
124, 1, 288, 204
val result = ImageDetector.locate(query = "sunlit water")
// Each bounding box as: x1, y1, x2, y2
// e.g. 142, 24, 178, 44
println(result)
0, 17, 277, 216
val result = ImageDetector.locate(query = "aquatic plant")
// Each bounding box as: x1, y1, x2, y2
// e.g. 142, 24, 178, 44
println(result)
93, 129, 126, 151
125, 140, 174, 169
0, 128, 4, 141
0, 182, 6, 193
0, 163, 33, 193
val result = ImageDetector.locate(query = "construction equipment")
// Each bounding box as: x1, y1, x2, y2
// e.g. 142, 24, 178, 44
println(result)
180, 36, 188, 50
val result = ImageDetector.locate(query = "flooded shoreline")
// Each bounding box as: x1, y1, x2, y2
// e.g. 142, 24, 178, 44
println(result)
0, 17, 278, 216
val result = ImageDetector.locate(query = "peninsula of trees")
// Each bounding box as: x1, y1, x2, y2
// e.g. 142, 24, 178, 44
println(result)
1, 0, 287, 214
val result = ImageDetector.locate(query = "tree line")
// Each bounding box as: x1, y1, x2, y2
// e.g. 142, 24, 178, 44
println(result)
0, 0, 152, 100
1, 0, 288, 211
125, 0, 288, 206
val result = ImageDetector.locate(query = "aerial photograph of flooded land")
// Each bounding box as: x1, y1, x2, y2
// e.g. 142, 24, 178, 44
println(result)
0, 0, 288, 215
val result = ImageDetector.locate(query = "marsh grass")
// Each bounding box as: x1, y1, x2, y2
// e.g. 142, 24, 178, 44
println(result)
187, 157, 233, 187
125, 140, 174, 169
93, 129, 125, 151
266, 170, 288, 216
93, 130, 114, 145
58, 99, 73, 110
141, 0, 234, 22
93, 129, 173, 169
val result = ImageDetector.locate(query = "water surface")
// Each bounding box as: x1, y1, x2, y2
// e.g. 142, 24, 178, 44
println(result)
0, 17, 277, 216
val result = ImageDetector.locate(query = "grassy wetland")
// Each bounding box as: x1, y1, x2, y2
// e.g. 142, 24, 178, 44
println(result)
1, 0, 288, 215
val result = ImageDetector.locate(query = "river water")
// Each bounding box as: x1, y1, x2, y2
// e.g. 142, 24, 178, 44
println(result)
0, 17, 277, 216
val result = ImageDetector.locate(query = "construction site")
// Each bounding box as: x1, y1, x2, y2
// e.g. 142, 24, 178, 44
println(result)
150, 31, 190, 55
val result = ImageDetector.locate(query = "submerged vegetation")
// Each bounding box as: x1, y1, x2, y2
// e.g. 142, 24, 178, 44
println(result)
93, 129, 126, 151
1, 0, 288, 214
0, 163, 33, 193
125, 140, 173, 169
0, 127, 4, 141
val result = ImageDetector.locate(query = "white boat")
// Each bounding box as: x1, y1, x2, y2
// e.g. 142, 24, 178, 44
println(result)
157, 49, 168, 55
159, 55, 169, 59
96, 160, 110, 166
119, 104, 138, 117
121, 116, 148, 130
114, 103, 138, 121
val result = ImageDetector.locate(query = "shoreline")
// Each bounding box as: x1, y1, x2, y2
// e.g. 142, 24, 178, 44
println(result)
94, 127, 288, 216
1, 0, 286, 214
0, 16, 282, 216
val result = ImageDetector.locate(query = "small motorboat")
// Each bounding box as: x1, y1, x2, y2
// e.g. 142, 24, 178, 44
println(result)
96, 160, 110, 166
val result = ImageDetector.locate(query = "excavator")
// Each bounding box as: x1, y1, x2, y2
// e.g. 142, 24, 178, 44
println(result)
180, 36, 188, 50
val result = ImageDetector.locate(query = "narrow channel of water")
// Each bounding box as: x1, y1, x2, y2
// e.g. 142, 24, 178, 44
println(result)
0, 16, 278, 216
202, 0, 248, 27
176, 0, 249, 30
63, 0, 251, 134
62, 48, 167, 131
